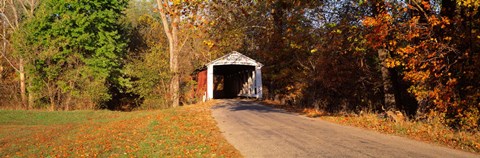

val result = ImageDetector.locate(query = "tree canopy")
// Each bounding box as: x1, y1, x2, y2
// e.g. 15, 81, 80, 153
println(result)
13, 0, 128, 110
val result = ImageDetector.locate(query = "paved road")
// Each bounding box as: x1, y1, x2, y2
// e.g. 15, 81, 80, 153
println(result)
211, 99, 479, 158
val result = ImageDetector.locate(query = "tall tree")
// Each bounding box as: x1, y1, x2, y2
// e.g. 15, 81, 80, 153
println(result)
370, 0, 397, 111
155, 0, 204, 107
156, 0, 180, 107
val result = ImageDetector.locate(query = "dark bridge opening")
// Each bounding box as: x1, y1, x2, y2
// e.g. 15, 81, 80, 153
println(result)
213, 65, 255, 99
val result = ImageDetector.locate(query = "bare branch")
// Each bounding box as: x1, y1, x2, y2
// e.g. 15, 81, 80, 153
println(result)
17, 0, 29, 16
156, 0, 173, 40
0, 13, 16, 30
244, 25, 267, 29
8, 0, 18, 27
0, 52, 19, 72
411, 0, 429, 23
178, 31, 191, 54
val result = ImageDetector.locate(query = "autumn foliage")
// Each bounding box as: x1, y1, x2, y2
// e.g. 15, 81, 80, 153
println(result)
1, 0, 479, 132
222, 0, 479, 131
362, 1, 480, 130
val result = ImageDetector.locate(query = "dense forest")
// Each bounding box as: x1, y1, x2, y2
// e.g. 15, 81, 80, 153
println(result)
0, 0, 478, 130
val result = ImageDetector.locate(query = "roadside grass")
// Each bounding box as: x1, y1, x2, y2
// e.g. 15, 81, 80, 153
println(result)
262, 100, 480, 154
321, 113, 480, 153
0, 101, 241, 157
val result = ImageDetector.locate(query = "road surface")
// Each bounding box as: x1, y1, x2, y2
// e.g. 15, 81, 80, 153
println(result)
211, 99, 478, 158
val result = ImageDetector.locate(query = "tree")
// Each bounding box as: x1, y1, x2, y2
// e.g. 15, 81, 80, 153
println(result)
122, 1, 172, 109
365, 0, 400, 112
361, 0, 479, 129
15, 0, 128, 110
155, 0, 204, 107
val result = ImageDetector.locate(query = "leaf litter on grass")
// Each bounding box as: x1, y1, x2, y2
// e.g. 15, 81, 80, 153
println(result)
0, 101, 241, 157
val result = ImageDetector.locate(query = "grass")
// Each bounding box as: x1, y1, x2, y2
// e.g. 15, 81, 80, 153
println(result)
0, 101, 241, 157
262, 100, 480, 154
321, 113, 480, 153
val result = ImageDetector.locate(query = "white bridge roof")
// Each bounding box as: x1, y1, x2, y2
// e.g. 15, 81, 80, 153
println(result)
207, 51, 263, 67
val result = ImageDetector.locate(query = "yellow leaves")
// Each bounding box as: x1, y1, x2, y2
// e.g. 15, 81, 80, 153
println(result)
384, 58, 401, 68
397, 46, 412, 57
362, 13, 391, 27
203, 40, 215, 48
303, 108, 324, 117
286, 85, 294, 91
388, 40, 397, 46
138, 14, 157, 26
387, 40, 398, 52
174, 0, 182, 4
289, 42, 302, 49
333, 29, 342, 34
310, 49, 318, 53
405, 70, 431, 84
457, 0, 480, 8
408, 85, 429, 100
380, 13, 393, 21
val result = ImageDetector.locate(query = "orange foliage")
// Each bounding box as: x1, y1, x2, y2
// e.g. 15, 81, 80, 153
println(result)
363, 3, 480, 130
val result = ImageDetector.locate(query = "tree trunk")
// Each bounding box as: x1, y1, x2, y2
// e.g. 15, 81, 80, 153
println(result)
28, 88, 33, 109
46, 83, 55, 111
19, 59, 27, 109
64, 81, 73, 111
49, 96, 55, 111
65, 95, 70, 111
378, 49, 396, 110
170, 16, 180, 107
371, 1, 397, 111
409, 0, 430, 24
1, 15, 5, 81
157, 0, 180, 107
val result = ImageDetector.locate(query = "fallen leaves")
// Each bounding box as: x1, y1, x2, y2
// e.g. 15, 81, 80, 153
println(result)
322, 114, 480, 153
0, 101, 241, 157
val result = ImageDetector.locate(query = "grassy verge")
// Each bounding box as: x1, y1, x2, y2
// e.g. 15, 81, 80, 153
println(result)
262, 100, 480, 154
0, 101, 241, 157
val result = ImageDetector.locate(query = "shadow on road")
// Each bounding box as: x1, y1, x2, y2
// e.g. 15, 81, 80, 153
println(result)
213, 99, 292, 114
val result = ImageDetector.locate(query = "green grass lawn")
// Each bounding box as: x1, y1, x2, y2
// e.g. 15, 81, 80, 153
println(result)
0, 101, 240, 157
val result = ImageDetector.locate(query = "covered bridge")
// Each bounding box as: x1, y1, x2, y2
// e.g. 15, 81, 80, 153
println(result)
195, 51, 263, 100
